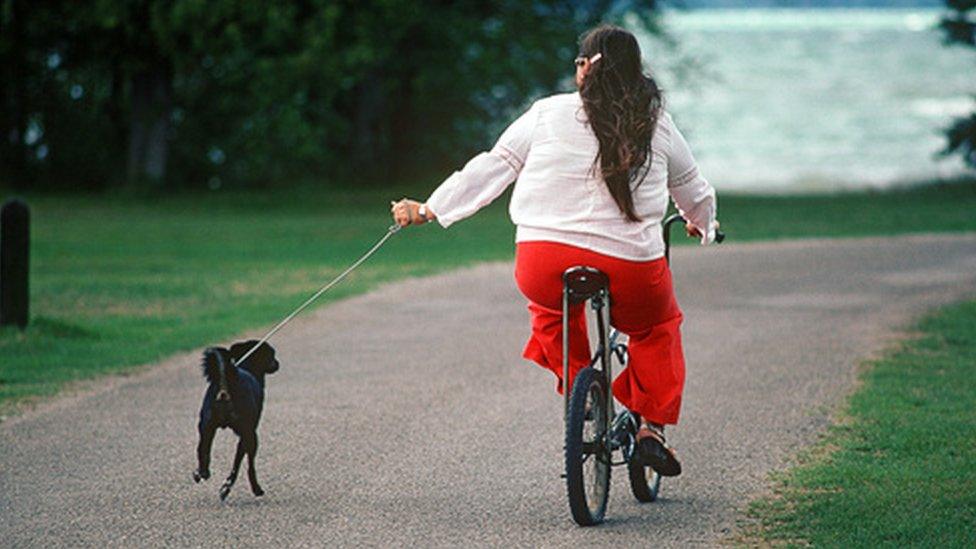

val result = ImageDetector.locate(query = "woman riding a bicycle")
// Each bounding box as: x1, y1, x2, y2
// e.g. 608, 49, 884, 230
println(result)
391, 24, 718, 477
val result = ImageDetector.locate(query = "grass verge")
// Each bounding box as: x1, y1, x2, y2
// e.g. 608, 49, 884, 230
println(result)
1, 178, 975, 414
743, 299, 976, 547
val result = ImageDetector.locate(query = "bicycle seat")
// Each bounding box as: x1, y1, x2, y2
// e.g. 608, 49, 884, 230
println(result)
563, 266, 609, 304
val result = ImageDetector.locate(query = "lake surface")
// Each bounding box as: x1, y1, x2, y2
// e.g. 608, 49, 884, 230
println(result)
639, 9, 975, 193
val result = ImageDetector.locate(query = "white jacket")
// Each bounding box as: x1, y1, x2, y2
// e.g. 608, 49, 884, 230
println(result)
426, 92, 716, 261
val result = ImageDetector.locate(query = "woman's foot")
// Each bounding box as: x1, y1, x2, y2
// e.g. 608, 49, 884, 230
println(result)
636, 423, 682, 476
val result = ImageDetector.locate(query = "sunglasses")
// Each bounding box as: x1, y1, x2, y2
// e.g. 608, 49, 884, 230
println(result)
574, 52, 603, 68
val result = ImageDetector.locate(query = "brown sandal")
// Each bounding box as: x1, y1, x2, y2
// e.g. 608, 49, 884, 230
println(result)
636, 426, 682, 477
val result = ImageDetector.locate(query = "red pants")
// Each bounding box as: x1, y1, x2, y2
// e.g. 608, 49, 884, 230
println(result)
515, 241, 686, 425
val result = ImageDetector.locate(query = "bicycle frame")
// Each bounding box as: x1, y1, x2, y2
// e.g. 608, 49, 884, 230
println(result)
562, 214, 702, 449
561, 270, 640, 467
561, 267, 612, 421
561, 214, 724, 524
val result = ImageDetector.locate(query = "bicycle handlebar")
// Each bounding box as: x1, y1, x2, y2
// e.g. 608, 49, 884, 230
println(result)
663, 213, 725, 263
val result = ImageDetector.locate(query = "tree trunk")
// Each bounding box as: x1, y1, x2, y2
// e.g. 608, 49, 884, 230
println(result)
107, 42, 127, 156
1, 0, 30, 185
351, 69, 390, 181
126, 63, 172, 186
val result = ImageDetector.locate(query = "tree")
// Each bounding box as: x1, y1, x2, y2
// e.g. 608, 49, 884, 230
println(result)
0, 1, 664, 189
941, 0, 976, 168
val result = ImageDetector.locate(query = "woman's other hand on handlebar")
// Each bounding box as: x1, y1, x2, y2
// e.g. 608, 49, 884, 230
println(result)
685, 219, 719, 238
390, 198, 436, 227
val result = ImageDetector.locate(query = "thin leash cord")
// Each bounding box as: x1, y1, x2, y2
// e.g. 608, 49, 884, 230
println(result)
234, 223, 402, 366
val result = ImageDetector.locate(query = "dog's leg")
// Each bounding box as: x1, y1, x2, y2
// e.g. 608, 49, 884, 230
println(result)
194, 421, 215, 483
245, 431, 264, 497
219, 440, 246, 501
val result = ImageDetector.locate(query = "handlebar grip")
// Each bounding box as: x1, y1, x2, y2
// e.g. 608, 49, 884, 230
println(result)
715, 230, 726, 244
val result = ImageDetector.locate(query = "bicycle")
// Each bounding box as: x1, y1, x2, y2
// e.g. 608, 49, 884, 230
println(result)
562, 213, 724, 526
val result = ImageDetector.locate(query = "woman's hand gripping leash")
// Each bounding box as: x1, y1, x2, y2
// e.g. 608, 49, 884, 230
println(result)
391, 198, 436, 228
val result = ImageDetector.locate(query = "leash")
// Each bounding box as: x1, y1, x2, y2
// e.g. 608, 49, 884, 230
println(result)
233, 223, 402, 366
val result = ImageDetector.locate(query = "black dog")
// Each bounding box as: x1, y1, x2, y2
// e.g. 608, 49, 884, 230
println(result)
193, 340, 279, 500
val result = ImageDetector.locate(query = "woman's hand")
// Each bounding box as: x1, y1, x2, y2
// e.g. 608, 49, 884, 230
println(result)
390, 198, 434, 227
686, 219, 720, 238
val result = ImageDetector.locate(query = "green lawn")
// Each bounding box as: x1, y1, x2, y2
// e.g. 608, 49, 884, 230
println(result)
1, 178, 975, 413
744, 299, 976, 547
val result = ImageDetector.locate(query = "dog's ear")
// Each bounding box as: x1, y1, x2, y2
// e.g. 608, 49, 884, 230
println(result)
259, 342, 279, 374
229, 340, 259, 362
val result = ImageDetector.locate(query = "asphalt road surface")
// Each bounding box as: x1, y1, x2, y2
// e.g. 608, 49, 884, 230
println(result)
2, 234, 975, 547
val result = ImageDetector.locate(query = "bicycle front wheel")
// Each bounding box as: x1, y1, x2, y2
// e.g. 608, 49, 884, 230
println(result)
628, 459, 662, 502
565, 367, 611, 526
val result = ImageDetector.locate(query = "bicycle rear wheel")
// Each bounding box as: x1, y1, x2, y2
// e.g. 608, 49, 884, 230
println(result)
565, 367, 611, 526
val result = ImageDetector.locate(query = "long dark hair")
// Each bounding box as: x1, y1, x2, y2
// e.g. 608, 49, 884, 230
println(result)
578, 25, 663, 222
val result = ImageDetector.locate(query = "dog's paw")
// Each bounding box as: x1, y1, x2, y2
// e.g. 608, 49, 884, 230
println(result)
219, 481, 232, 501
252, 486, 265, 497
193, 469, 210, 483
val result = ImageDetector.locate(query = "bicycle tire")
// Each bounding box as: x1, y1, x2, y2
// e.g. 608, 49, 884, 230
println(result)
628, 458, 661, 502
565, 367, 611, 526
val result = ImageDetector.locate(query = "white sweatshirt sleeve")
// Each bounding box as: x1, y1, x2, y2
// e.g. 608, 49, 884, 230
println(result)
426, 102, 539, 228
664, 113, 717, 245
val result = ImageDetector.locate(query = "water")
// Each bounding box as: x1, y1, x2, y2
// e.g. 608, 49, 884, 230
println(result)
639, 9, 976, 193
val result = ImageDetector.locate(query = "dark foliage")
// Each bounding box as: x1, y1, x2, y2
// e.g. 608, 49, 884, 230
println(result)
941, 0, 976, 169
0, 1, 662, 190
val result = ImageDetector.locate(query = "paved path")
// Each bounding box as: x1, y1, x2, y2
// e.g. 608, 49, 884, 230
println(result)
2, 234, 975, 547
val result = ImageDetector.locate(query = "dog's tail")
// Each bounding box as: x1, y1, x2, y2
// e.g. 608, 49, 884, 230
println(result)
201, 348, 237, 390
202, 348, 238, 426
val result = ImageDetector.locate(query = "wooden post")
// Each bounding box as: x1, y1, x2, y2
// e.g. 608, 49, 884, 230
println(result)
1, 199, 29, 329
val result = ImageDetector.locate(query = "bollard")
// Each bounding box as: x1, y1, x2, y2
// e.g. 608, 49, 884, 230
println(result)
1, 199, 30, 329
